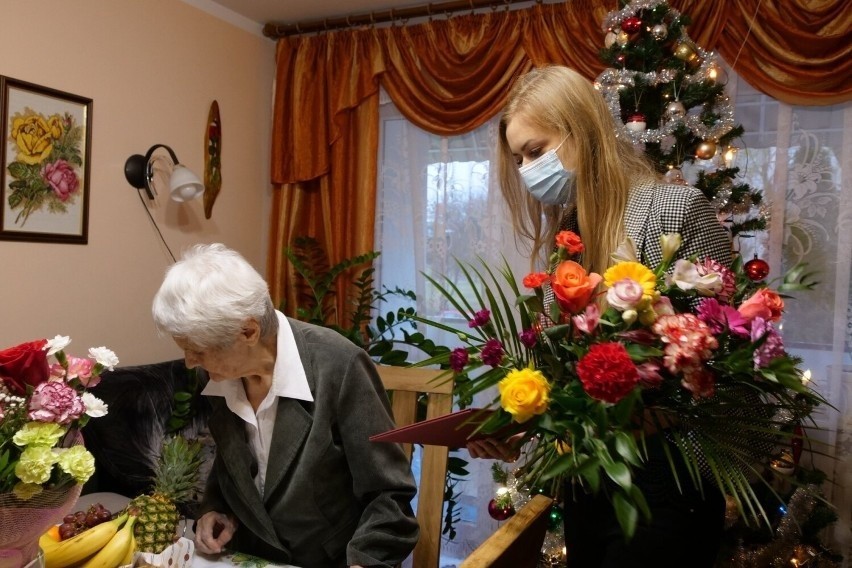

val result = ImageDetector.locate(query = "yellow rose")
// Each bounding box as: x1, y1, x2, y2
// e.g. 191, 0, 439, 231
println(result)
498, 368, 550, 423
10, 113, 55, 164
47, 114, 64, 139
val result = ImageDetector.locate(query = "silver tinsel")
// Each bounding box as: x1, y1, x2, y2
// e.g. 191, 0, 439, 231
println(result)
602, 0, 672, 33
596, 0, 735, 148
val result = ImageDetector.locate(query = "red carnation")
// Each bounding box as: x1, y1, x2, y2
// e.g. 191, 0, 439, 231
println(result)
523, 272, 549, 289
576, 342, 639, 404
555, 231, 585, 255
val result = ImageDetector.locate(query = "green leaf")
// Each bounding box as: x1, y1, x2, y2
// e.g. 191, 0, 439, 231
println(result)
613, 491, 638, 540
602, 460, 632, 490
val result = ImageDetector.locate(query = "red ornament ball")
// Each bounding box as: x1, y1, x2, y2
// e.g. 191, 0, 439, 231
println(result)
487, 498, 515, 521
744, 256, 770, 281
621, 16, 642, 34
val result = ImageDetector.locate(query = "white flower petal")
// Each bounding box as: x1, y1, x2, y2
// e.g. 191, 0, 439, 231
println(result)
44, 335, 71, 356
81, 392, 109, 418
88, 347, 119, 371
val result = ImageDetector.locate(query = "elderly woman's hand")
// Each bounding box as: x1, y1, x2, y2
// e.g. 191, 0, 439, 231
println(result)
466, 433, 526, 462
194, 511, 238, 555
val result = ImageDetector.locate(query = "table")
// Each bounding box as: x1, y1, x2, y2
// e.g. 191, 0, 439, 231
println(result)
74, 493, 299, 568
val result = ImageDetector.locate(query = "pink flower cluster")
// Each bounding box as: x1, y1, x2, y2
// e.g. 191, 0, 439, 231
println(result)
652, 313, 719, 396
28, 381, 85, 424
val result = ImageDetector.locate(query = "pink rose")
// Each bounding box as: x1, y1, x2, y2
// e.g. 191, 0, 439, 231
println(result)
606, 278, 645, 311
28, 380, 85, 424
41, 159, 79, 201
738, 288, 784, 322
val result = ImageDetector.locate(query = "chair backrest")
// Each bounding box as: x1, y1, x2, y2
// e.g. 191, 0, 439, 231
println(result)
459, 494, 554, 568
376, 365, 453, 568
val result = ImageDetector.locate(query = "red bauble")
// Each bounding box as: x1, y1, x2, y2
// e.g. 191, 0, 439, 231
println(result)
487, 498, 515, 521
621, 16, 642, 34
744, 256, 770, 281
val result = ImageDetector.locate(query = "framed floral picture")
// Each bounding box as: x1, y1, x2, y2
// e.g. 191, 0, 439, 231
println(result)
0, 77, 92, 244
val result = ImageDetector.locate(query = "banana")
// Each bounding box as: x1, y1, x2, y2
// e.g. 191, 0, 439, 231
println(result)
81, 515, 137, 568
119, 530, 136, 567
43, 514, 128, 568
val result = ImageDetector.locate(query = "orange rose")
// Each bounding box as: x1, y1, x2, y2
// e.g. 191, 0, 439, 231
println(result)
550, 261, 602, 314
738, 288, 784, 322
555, 231, 584, 255
523, 272, 549, 289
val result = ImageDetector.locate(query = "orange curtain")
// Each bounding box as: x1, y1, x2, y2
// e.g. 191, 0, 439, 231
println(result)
268, 0, 851, 318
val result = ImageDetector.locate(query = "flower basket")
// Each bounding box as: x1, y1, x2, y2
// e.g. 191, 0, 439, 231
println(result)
0, 481, 81, 567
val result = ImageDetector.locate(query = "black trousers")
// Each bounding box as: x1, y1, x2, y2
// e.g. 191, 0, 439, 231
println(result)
563, 437, 725, 568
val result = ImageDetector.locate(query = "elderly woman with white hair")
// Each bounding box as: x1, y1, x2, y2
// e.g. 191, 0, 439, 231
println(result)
152, 243, 419, 568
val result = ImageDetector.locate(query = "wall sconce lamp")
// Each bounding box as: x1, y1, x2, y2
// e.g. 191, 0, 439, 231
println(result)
124, 144, 203, 202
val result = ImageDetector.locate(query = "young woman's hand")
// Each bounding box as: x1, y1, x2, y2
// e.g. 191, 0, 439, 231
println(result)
466, 433, 526, 462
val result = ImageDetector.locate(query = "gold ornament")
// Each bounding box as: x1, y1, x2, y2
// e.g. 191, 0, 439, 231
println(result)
616, 30, 630, 46
673, 41, 696, 61
696, 140, 717, 160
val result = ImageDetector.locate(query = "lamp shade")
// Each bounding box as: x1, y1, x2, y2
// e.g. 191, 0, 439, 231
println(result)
124, 144, 203, 202
169, 165, 204, 202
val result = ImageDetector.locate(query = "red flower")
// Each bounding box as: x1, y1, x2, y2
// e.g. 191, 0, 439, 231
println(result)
555, 231, 584, 255
576, 342, 639, 404
523, 272, 549, 289
449, 348, 469, 372
481, 339, 504, 367
0, 339, 49, 396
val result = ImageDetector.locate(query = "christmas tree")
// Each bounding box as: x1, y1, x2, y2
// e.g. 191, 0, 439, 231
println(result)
595, 0, 767, 242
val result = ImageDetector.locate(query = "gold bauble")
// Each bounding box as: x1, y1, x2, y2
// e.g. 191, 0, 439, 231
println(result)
616, 30, 630, 46
696, 141, 717, 160
673, 41, 696, 61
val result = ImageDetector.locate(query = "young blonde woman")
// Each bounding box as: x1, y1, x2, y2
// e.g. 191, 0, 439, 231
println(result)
467, 66, 732, 568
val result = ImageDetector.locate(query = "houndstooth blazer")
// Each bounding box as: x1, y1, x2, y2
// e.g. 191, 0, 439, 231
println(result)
559, 179, 732, 269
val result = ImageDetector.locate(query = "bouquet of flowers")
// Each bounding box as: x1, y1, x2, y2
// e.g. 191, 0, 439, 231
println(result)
0, 335, 117, 564
416, 231, 824, 538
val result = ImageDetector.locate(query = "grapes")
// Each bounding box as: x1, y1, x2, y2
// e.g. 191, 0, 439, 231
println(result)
58, 503, 113, 540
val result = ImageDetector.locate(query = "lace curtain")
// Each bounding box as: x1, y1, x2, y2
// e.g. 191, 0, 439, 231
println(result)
375, 70, 852, 564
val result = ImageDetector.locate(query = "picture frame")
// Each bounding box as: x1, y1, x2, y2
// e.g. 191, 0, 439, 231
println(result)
0, 76, 92, 244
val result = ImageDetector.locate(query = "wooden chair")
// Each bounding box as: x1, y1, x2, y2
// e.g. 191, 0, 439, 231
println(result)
376, 365, 453, 568
459, 494, 554, 568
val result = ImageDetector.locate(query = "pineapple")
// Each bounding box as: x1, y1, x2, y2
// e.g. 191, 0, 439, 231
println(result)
128, 435, 204, 553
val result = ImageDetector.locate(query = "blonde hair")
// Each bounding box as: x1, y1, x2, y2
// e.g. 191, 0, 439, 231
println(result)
498, 66, 656, 274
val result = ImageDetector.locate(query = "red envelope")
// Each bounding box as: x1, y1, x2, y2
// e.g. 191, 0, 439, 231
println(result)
370, 408, 504, 448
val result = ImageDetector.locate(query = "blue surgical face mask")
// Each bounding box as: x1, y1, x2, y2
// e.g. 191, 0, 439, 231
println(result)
518, 140, 575, 206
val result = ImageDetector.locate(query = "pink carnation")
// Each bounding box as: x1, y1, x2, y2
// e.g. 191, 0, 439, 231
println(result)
652, 314, 718, 374
449, 348, 469, 372
28, 381, 85, 424
682, 367, 716, 399
697, 259, 736, 303
750, 317, 785, 368
468, 309, 491, 328
66, 356, 98, 387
